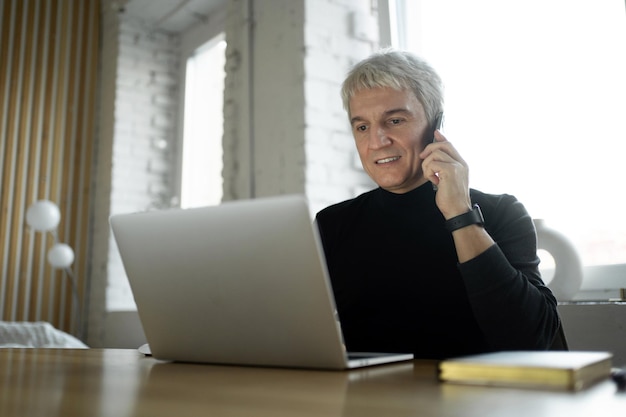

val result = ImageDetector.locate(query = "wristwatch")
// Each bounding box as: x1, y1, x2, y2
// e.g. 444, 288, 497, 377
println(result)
444, 204, 484, 233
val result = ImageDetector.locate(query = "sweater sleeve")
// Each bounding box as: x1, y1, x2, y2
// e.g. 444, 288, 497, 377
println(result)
458, 194, 561, 350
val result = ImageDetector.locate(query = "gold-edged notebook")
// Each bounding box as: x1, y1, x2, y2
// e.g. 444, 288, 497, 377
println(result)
439, 351, 613, 391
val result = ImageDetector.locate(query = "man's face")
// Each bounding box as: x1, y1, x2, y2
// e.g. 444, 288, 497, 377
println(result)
349, 87, 430, 194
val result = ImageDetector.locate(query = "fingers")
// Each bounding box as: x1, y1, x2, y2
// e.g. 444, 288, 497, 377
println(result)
433, 129, 446, 143
421, 134, 467, 181
421, 133, 471, 217
420, 131, 464, 163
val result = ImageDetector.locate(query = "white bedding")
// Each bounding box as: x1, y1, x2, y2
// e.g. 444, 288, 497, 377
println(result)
0, 321, 88, 348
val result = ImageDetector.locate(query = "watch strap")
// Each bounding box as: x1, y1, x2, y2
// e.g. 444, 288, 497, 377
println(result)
444, 204, 484, 233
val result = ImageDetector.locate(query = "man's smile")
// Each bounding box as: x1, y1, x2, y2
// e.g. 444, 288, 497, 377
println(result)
375, 156, 401, 164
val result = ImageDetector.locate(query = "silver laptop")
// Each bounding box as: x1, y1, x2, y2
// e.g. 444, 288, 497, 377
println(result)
110, 194, 413, 370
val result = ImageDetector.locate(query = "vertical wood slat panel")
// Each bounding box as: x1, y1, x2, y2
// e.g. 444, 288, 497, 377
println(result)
15, 0, 38, 322
38, 0, 60, 325
35, 0, 59, 323
26, 0, 50, 323
0, 0, 23, 321
0, 0, 9, 309
0, 0, 100, 337
49, 0, 70, 329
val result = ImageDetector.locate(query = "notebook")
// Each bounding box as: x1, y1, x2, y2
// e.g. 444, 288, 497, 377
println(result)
439, 350, 613, 391
110, 194, 413, 370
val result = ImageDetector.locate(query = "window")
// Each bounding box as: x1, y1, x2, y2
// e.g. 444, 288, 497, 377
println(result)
390, 0, 626, 267
180, 33, 226, 209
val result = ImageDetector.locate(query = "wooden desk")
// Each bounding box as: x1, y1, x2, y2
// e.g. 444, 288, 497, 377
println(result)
0, 349, 623, 417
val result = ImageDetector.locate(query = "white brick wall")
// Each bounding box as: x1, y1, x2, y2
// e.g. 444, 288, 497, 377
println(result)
107, 18, 181, 311
89, 1, 119, 346
303, 0, 378, 215
223, 0, 377, 215
90, 3, 183, 345
223, 0, 309, 200
90, 0, 381, 346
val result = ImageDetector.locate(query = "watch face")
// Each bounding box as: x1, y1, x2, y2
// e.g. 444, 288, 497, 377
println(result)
473, 204, 485, 225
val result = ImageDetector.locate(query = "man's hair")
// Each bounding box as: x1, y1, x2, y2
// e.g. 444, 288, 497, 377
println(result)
341, 49, 444, 126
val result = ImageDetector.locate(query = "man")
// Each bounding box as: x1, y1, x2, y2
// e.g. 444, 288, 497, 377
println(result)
315, 49, 562, 359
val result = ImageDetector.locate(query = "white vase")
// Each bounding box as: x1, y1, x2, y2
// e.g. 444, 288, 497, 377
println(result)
533, 219, 583, 301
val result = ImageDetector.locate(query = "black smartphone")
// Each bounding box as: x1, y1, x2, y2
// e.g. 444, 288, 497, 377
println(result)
430, 112, 444, 191
431, 112, 444, 143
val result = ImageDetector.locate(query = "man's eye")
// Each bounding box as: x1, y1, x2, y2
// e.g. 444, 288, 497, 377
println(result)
389, 118, 402, 125
356, 125, 367, 132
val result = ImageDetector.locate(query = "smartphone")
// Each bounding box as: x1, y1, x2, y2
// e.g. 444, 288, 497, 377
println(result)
430, 112, 444, 191
431, 112, 444, 143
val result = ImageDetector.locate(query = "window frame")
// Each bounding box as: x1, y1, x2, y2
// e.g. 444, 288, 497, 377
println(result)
385, 0, 626, 297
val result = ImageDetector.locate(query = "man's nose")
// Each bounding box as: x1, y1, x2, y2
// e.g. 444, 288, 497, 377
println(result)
369, 126, 392, 149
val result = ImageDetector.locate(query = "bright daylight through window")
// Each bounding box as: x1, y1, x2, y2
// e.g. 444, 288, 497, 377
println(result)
180, 34, 226, 209
391, 0, 626, 267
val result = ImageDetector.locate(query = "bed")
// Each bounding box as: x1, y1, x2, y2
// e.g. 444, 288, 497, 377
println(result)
0, 321, 88, 348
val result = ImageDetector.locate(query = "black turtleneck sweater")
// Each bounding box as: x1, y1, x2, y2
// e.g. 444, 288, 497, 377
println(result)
315, 183, 559, 359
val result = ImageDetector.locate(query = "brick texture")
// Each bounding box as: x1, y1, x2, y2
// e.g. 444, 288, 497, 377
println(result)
90, 0, 379, 346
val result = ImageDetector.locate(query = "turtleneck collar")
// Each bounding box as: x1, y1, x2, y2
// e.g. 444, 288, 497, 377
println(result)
373, 182, 439, 215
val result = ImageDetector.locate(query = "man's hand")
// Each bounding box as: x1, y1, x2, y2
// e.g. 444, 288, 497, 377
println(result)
420, 131, 472, 220
421, 131, 495, 262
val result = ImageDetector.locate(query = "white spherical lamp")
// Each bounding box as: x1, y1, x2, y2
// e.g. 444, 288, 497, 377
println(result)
47, 243, 75, 269
26, 200, 61, 231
